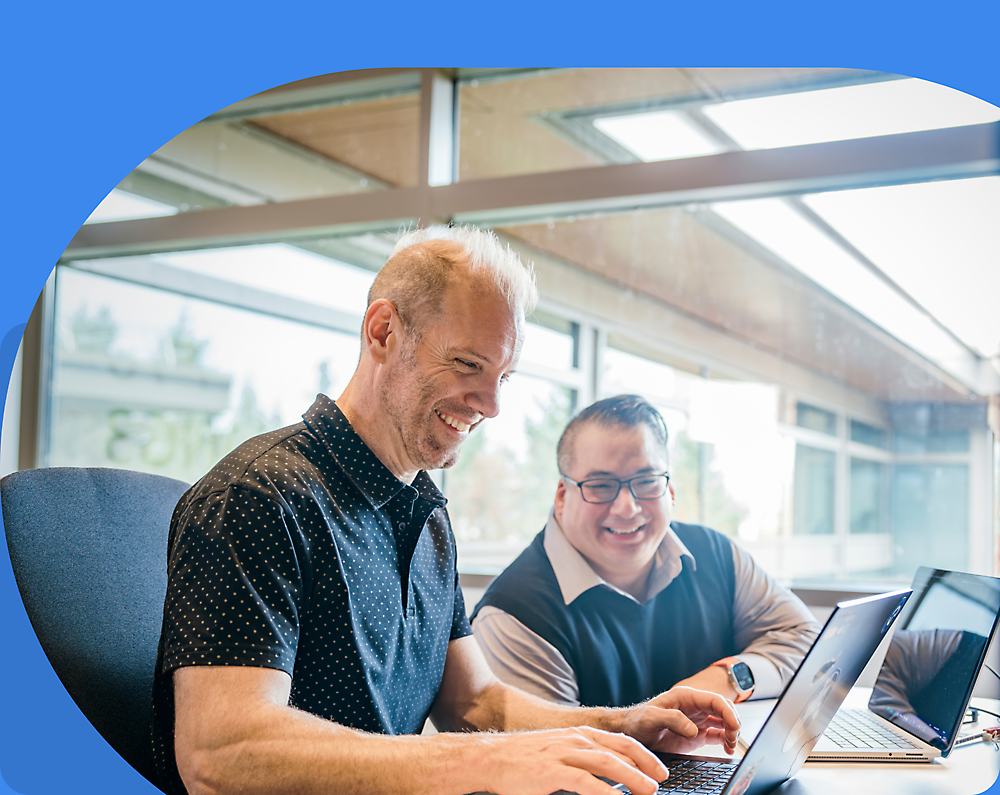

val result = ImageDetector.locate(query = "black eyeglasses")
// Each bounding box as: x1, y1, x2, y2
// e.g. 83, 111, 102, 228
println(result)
561, 473, 670, 504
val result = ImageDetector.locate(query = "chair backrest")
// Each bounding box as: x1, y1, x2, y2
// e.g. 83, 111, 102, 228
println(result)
1, 466, 189, 786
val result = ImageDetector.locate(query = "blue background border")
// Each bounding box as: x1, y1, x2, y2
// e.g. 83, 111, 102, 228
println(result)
2, 1, 999, 793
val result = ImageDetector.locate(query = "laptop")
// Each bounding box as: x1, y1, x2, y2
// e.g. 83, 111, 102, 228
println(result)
614, 588, 911, 795
807, 567, 1000, 762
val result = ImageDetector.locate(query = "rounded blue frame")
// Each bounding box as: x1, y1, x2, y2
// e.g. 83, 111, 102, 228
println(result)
2, 2, 999, 793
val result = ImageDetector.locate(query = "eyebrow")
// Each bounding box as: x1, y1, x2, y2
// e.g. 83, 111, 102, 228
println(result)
581, 466, 660, 479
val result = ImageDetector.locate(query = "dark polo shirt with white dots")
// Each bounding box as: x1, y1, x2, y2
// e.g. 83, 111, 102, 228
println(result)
152, 394, 471, 794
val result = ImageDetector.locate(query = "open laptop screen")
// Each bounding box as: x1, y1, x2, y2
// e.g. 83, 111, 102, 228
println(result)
867, 567, 1000, 752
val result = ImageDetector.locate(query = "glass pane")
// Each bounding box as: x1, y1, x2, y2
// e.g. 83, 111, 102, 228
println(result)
153, 243, 376, 316
703, 77, 999, 150
851, 419, 888, 449
711, 197, 972, 383
803, 177, 1000, 359
793, 445, 835, 534
891, 464, 969, 576
458, 68, 861, 181
85, 189, 177, 224
447, 376, 574, 573
48, 268, 360, 484
797, 403, 837, 436
850, 458, 887, 533
603, 346, 677, 403
520, 320, 576, 371
894, 430, 970, 454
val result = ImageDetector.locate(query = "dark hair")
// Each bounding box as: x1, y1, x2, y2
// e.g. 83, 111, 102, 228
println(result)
556, 394, 669, 474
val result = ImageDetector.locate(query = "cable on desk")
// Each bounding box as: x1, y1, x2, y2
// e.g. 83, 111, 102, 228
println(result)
955, 727, 1000, 750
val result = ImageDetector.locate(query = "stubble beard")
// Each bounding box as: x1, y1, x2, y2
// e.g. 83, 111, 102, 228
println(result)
380, 343, 462, 473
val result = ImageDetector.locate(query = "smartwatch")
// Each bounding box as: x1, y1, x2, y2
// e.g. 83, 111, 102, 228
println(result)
711, 656, 755, 702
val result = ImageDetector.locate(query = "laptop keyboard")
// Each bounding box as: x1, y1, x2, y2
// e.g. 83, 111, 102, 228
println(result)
822, 708, 919, 749
615, 759, 740, 794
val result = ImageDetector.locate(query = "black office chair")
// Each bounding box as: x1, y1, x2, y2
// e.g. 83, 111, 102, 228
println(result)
1, 466, 189, 787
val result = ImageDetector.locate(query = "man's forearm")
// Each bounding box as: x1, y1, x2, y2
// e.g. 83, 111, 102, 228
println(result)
174, 666, 517, 795
179, 702, 521, 795
176, 665, 670, 795
443, 675, 625, 735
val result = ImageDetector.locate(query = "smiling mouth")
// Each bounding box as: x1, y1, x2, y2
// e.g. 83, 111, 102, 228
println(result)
605, 525, 643, 536
436, 409, 481, 434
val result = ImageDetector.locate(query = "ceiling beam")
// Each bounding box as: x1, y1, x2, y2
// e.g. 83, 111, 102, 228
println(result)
64, 122, 1000, 260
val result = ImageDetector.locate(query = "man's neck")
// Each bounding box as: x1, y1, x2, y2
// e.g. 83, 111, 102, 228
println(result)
334, 384, 419, 485
600, 563, 654, 603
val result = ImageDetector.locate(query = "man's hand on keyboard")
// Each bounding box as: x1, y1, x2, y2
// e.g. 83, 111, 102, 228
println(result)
472, 726, 669, 795
617, 686, 741, 756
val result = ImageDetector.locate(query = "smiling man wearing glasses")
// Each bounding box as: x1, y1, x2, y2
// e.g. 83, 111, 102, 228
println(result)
472, 394, 820, 708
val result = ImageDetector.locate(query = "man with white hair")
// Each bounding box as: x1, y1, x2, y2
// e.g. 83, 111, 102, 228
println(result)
153, 226, 740, 795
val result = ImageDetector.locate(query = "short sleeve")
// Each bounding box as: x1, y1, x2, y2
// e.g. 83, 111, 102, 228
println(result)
450, 569, 472, 640
160, 484, 308, 675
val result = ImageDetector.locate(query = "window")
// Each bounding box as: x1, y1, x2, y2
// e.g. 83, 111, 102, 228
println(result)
793, 446, 836, 535
851, 419, 888, 449
45, 243, 375, 484
892, 464, 969, 576
797, 403, 837, 436
30, 67, 997, 587
447, 370, 575, 574
850, 458, 887, 534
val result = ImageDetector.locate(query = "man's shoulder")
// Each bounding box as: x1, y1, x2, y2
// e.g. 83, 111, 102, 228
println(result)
670, 520, 735, 552
181, 420, 324, 508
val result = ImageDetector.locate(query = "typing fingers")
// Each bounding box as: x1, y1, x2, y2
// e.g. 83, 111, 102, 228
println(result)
488, 728, 667, 795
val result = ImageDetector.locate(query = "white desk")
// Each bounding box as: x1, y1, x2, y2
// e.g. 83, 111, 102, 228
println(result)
698, 689, 999, 794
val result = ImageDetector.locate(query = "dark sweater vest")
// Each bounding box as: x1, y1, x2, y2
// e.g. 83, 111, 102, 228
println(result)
472, 522, 737, 708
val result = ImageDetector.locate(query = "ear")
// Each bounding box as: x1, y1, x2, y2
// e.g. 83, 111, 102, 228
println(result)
554, 477, 568, 518
363, 299, 400, 364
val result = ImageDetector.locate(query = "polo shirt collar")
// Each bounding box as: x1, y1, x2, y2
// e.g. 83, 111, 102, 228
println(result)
302, 394, 446, 510
543, 512, 695, 606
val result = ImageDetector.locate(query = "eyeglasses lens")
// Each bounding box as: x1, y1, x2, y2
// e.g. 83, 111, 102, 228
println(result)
580, 475, 667, 503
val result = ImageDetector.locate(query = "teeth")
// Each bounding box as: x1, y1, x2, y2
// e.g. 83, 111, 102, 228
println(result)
437, 411, 476, 433
606, 526, 642, 535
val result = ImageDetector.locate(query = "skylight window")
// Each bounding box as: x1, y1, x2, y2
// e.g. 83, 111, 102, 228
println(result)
711, 197, 976, 384
702, 77, 1000, 150
593, 110, 726, 161
802, 177, 1000, 359
85, 189, 177, 223
155, 244, 375, 317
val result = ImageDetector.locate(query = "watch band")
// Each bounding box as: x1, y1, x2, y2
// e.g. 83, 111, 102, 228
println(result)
711, 656, 754, 703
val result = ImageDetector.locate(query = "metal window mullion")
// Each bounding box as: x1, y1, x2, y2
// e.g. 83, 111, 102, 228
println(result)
780, 423, 841, 452
579, 323, 602, 410
65, 259, 364, 337
17, 272, 55, 470
968, 429, 994, 574
835, 412, 850, 578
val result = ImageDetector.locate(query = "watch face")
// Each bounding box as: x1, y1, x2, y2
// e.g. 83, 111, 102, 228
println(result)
732, 661, 755, 691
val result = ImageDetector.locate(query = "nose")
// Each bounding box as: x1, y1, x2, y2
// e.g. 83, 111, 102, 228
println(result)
468, 375, 503, 419
608, 483, 641, 516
